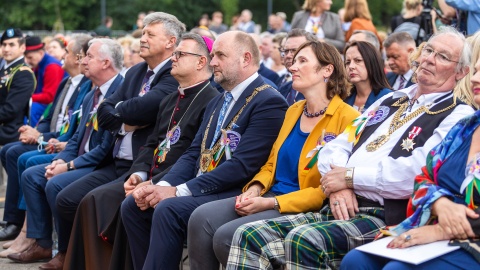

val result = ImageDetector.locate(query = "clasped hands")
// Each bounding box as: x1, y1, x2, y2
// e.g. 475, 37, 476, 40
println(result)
44, 159, 68, 180
130, 180, 176, 211
18, 125, 40, 144
235, 184, 275, 216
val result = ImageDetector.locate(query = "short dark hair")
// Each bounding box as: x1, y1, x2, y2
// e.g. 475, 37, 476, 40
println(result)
294, 40, 350, 100
344, 41, 391, 95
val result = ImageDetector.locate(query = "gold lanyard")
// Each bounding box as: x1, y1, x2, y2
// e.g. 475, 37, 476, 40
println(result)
365, 96, 456, 152
199, 84, 270, 172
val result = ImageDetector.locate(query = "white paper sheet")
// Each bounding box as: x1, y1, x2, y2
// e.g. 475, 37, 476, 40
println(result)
355, 237, 460, 265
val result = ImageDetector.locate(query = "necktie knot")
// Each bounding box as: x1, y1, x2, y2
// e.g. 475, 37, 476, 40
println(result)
145, 70, 155, 80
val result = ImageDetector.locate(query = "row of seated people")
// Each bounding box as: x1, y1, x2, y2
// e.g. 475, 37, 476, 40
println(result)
0, 11, 479, 270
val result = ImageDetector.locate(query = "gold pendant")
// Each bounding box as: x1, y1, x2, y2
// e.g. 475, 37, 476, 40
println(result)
200, 150, 213, 172
401, 138, 415, 152
366, 134, 390, 152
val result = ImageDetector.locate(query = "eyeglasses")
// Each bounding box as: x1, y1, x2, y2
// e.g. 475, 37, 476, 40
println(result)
172, 51, 203, 60
421, 45, 459, 64
75, 54, 84, 62
279, 48, 297, 58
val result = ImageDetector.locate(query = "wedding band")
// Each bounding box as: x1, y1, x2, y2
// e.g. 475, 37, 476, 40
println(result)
334, 201, 339, 206
404, 234, 411, 241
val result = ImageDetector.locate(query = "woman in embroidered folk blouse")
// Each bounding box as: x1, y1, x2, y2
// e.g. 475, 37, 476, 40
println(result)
187, 41, 360, 269
343, 41, 392, 113
340, 54, 480, 270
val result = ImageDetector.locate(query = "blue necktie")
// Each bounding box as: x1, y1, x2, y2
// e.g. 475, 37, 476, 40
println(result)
140, 70, 155, 95
398, 75, 406, 90
210, 92, 233, 148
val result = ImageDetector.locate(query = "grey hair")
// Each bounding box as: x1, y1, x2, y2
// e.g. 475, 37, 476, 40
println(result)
383, 32, 415, 49
88, 38, 124, 72
351, 30, 380, 50
179, 33, 213, 73
429, 26, 471, 73
143, 12, 186, 40
69, 33, 92, 55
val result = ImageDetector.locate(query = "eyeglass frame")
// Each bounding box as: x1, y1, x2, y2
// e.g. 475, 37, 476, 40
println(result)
279, 48, 297, 58
420, 44, 459, 64
171, 51, 204, 60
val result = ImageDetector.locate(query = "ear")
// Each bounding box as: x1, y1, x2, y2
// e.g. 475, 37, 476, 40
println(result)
165, 36, 177, 49
102, 59, 111, 70
322, 64, 334, 77
197, 56, 207, 70
455, 65, 469, 81
243, 51, 253, 67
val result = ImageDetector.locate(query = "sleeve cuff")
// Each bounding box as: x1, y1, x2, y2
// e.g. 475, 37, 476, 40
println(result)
133, 172, 148, 182
156, 180, 172, 187
176, 183, 192, 197
352, 166, 377, 192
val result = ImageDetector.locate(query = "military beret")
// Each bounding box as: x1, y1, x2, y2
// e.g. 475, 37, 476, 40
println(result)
25, 36, 45, 52
0, 28, 24, 44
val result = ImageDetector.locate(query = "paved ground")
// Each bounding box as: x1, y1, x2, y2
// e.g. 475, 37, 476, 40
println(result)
0, 182, 191, 270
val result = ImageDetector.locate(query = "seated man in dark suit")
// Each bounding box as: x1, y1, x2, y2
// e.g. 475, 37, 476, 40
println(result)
0, 34, 92, 247
121, 30, 288, 270
384, 32, 416, 90
277, 29, 316, 105
6, 38, 124, 265
63, 32, 220, 270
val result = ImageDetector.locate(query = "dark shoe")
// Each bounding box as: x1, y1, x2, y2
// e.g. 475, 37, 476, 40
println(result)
39, 252, 65, 270
0, 224, 21, 241
7, 242, 51, 263
0, 221, 7, 228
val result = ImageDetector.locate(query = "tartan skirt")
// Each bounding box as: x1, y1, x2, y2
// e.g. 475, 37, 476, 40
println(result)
226, 205, 385, 270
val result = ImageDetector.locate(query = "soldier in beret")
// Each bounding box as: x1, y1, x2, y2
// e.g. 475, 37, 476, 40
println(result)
0, 28, 36, 145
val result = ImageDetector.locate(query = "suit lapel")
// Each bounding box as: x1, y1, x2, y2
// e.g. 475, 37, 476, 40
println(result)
221, 76, 264, 129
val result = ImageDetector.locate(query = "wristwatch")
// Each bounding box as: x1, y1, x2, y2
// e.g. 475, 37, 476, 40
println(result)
66, 162, 74, 171
273, 198, 280, 211
345, 167, 354, 189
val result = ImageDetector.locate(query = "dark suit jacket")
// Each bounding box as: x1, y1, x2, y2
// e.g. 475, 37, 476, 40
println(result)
162, 76, 288, 197
39, 76, 90, 141
258, 63, 279, 88
55, 75, 124, 169
97, 61, 178, 161
278, 81, 305, 104
0, 58, 35, 145
386, 72, 415, 90
127, 80, 220, 182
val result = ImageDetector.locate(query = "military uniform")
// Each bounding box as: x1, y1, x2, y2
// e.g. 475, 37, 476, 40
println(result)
0, 58, 36, 144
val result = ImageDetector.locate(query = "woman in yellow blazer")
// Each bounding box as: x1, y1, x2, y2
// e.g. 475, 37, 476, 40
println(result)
187, 40, 360, 269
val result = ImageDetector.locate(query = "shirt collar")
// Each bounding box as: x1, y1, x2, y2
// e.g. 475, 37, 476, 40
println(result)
70, 74, 84, 88
4, 56, 24, 69
392, 84, 453, 106
401, 69, 414, 82
149, 58, 170, 76
227, 72, 259, 102
98, 74, 119, 96
178, 80, 207, 95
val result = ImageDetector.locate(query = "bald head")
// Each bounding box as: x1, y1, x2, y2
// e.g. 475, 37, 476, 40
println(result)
210, 31, 260, 91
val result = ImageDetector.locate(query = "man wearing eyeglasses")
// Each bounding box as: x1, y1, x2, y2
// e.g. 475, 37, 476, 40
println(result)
31, 12, 181, 269
277, 29, 316, 105
384, 32, 416, 91
224, 26, 474, 270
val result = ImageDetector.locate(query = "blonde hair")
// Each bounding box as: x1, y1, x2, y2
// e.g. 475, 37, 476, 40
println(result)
302, 0, 319, 12
404, 0, 422, 11
454, 31, 480, 109
343, 0, 372, 22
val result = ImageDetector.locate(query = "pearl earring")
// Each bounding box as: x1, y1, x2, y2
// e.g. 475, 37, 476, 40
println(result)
324, 77, 329, 83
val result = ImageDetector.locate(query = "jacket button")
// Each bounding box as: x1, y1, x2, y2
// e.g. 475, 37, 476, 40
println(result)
201, 189, 205, 193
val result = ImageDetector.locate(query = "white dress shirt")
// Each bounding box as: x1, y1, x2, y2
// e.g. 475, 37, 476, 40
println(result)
318, 85, 474, 205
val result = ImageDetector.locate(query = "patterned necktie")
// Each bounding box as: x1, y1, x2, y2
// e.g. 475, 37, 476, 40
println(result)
50, 78, 72, 132
210, 92, 233, 148
139, 70, 155, 96
398, 75, 406, 90
78, 87, 101, 156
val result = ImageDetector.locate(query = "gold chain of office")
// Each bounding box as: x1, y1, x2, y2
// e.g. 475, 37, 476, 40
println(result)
199, 84, 270, 172
365, 96, 456, 152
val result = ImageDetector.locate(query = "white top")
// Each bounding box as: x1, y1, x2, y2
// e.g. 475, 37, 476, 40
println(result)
317, 85, 474, 204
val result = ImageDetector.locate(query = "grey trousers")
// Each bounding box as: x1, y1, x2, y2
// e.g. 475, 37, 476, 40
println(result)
188, 193, 284, 270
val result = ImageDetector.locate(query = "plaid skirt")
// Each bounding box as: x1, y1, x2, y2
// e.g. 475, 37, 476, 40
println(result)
226, 205, 385, 270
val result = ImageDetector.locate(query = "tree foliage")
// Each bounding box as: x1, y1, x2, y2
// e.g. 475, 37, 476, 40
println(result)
0, 0, 405, 33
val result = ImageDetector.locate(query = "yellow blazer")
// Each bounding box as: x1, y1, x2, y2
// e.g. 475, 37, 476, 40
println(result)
243, 95, 360, 213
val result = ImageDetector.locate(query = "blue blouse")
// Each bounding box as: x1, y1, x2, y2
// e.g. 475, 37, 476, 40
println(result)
344, 87, 392, 112
270, 118, 309, 195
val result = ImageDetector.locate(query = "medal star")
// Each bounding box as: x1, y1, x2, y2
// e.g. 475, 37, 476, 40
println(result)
401, 138, 415, 151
